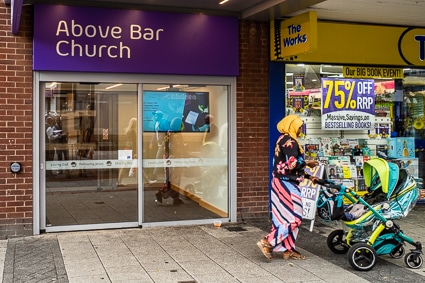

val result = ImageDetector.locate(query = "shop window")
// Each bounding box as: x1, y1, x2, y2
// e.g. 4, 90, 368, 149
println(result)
286, 64, 425, 201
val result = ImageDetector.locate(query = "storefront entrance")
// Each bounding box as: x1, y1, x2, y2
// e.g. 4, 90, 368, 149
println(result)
43, 82, 140, 229
37, 73, 234, 233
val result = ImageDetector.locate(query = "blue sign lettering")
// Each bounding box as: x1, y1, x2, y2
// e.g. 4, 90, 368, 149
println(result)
414, 35, 425, 61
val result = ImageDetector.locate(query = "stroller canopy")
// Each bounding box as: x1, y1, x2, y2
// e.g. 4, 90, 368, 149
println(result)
363, 158, 399, 198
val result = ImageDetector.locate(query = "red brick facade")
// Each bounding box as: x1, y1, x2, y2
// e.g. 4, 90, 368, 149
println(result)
0, 3, 34, 238
236, 21, 270, 222
0, 3, 271, 238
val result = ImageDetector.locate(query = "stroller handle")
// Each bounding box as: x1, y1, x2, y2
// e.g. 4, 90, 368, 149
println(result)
315, 179, 345, 191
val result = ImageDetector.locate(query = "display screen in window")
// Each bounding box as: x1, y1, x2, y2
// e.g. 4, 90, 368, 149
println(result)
143, 91, 210, 132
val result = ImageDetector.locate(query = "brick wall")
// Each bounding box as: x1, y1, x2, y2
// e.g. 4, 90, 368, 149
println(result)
236, 21, 270, 222
0, 2, 33, 239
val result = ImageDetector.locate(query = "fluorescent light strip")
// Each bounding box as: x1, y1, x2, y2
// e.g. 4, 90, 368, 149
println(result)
219, 0, 229, 4
105, 83, 122, 90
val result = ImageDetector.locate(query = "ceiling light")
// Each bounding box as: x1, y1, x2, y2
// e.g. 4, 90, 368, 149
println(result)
219, 0, 229, 4
48, 82, 57, 89
105, 83, 122, 90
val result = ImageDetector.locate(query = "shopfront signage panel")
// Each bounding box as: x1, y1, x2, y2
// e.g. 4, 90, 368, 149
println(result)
321, 78, 375, 131
399, 28, 425, 65
272, 22, 425, 67
270, 11, 317, 60
33, 4, 239, 76
343, 66, 404, 79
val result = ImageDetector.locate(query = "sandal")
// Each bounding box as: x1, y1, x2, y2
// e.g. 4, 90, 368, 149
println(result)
283, 250, 306, 260
257, 239, 272, 260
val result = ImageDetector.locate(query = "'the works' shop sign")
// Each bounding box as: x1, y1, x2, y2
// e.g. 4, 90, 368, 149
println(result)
321, 78, 375, 131
33, 4, 239, 76
270, 11, 317, 60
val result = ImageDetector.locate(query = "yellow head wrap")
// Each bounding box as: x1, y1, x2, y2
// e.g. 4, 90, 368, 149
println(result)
276, 114, 304, 153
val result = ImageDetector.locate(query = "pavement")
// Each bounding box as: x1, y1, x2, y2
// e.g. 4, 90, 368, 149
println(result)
1, 205, 425, 283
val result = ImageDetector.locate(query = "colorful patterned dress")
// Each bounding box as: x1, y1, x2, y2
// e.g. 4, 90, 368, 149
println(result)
265, 133, 306, 252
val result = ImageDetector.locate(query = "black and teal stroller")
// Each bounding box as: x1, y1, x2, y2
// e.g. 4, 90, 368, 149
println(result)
316, 157, 423, 271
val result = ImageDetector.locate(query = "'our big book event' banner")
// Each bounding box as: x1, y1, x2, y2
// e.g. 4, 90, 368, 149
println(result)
321, 78, 375, 131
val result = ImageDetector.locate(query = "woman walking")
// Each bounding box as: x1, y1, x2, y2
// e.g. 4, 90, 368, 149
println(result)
257, 115, 318, 260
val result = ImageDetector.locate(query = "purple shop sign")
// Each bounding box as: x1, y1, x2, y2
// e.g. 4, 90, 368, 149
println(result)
33, 4, 239, 76
321, 78, 375, 130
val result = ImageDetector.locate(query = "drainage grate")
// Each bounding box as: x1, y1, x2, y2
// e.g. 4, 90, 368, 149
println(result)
224, 226, 247, 232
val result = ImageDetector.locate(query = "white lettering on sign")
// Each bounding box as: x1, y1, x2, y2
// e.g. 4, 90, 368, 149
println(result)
130, 25, 163, 40
56, 40, 130, 58
54, 20, 165, 59
56, 20, 123, 38
301, 187, 316, 199
357, 81, 373, 94
356, 97, 374, 109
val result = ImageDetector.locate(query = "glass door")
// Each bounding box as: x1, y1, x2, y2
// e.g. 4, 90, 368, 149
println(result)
142, 84, 229, 223
43, 82, 138, 228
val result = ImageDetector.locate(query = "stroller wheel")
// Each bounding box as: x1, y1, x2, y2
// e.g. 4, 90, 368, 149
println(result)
348, 243, 377, 271
389, 246, 405, 259
404, 252, 423, 269
327, 229, 349, 254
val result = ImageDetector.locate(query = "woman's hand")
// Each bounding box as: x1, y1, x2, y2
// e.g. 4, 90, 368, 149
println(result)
309, 176, 319, 184
306, 160, 319, 168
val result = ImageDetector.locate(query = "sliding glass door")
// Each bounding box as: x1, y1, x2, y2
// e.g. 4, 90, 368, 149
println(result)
142, 84, 229, 223
43, 82, 139, 227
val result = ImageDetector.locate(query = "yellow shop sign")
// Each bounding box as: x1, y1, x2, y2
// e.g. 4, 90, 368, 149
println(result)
343, 66, 404, 79
280, 22, 425, 67
270, 11, 317, 60
399, 28, 425, 65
